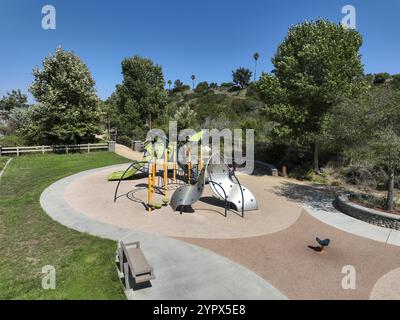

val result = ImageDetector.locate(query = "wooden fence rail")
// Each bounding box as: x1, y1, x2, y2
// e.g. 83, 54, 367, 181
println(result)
0, 142, 112, 156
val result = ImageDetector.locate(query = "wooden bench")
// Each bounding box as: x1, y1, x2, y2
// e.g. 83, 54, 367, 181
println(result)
118, 241, 155, 289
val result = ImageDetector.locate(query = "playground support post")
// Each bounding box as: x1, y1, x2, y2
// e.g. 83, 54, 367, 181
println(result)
164, 150, 168, 197
188, 147, 191, 184
147, 161, 153, 212
173, 143, 177, 183
198, 144, 203, 172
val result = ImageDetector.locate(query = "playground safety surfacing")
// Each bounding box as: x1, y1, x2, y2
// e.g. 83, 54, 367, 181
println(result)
64, 164, 302, 239
61, 164, 400, 299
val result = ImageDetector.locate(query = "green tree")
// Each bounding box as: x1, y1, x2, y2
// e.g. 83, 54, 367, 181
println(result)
327, 85, 400, 211
253, 52, 260, 81
256, 19, 366, 171
172, 79, 190, 93
120, 55, 167, 128
167, 79, 172, 90
173, 104, 198, 130
194, 81, 209, 94
28, 48, 101, 144
232, 67, 252, 88
0, 89, 28, 112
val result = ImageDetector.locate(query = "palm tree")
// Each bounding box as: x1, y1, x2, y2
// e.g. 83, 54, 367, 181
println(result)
167, 79, 172, 90
253, 52, 260, 81
191, 75, 196, 90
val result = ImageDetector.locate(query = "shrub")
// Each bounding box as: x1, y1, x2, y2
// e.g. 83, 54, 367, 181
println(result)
373, 72, 391, 84
0, 134, 28, 147
220, 82, 233, 88
117, 135, 132, 147
194, 81, 209, 94
344, 166, 377, 189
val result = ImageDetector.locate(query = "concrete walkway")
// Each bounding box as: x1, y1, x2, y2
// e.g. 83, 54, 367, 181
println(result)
115, 143, 143, 161
40, 165, 287, 300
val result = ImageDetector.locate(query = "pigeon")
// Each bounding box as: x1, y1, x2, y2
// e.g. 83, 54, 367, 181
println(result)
316, 237, 330, 247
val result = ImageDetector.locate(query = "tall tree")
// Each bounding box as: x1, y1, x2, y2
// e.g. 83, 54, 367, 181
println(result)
327, 85, 400, 211
28, 48, 101, 144
256, 19, 366, 172
167, 79, 172, 90
253, 52, 260, 81
0, 89, 28, 112
191, 75, 196, 90
232, 67, 252, 88
119, 55, 167, 130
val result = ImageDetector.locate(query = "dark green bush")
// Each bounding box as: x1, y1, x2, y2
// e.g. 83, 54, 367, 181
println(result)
373, 72, 391, 84
117, 135, 132, 147
0, 134, 28, 147
194, 81, 209, 94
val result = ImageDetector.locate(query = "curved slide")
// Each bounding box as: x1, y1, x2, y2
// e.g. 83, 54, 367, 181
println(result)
170, 168, 206, 213
170, 156, 258, 214
207, 162, 259, 212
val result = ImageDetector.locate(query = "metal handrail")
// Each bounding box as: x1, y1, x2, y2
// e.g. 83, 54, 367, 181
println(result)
230, 171, 245, 218
208, 180, 229, 217
113, 161, 148, 202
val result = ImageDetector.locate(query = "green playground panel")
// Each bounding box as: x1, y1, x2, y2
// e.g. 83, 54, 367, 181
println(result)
107, 161, 147, 181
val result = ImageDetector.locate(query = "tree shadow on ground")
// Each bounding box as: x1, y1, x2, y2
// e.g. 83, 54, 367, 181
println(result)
273, 181, 342, 213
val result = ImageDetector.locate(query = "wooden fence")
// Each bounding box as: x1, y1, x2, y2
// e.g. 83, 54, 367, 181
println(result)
0, 142, 111, 156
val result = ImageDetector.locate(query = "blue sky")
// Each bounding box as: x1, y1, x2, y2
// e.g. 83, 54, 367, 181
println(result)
0, 0, 399, 103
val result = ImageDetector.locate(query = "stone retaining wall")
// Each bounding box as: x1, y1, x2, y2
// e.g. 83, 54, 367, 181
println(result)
335, 195, 400, 230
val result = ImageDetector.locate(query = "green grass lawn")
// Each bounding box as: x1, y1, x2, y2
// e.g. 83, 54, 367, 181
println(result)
0, 156, 10, 172
0, 152, 130, 299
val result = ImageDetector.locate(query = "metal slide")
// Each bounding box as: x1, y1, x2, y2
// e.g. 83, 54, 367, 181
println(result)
169, 168, 207, 214
170, 155, 258, 216
207, 160, 259, 213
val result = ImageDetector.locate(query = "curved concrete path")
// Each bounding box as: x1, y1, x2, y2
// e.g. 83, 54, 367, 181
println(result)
40, 165, 287, 300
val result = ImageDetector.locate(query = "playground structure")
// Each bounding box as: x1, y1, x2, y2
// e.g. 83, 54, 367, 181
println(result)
170, 154, 259, 217
111, 133, 259, 217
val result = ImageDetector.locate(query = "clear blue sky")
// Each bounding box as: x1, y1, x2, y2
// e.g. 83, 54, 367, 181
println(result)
0, 0, 399, 103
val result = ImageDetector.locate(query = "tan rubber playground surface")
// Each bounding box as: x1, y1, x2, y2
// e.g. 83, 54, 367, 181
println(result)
63, 162, 400, 299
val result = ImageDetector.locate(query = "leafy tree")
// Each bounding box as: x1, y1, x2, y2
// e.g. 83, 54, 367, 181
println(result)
173, 104, 197, 130
256, 19, 366, 171
167, 79, 172, 90
327, 85, 400, 211
28, 48, 101, 144
194, 81, 209, 94
253, 52, 260, 81
373, 72, 391, 84
172, 79, 190, 93
232, 67, 252, 88
120, 55, 167, 128
0, 89, 28, 112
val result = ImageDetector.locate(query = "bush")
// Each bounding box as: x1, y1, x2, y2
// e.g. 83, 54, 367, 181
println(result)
344, 166, 377, 189
194, 81, 209, 94
117, 135, 132, 147
349, 192, 399, 211
373, 72, 391, 84
220, 82, 233, 88
0, 134, 28, 147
